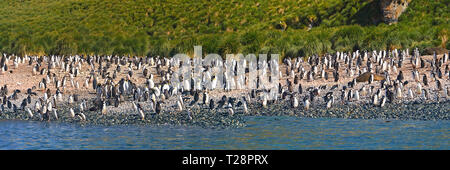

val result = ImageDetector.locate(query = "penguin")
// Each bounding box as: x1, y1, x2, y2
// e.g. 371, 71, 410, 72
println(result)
7, 100, 12, 109
41, 105, 48, 121
177, 100, 183, 111
420, 58, 425, 68
26, 108, 33, 118
143, 68, 148, 78
69, 108, 75, 118
211, 76, 217, 90
421, 89, 428, 100
202, 91, 209, 105
326, 97, 333, 109
84, 78, 89, 88
436, 80, 443, 91
189, 91, 199, 106
20, 99, 27, 110
209, 99, 215, 110
138, 107, 145, 120
251, 89, 256, 98
303, 96, 310, 111
447, 86, 450, 98
155, 102, 161, 114
334, 71, 339, 82
68, 95, 74, 104
79, 101, 85, 112
298, 84, 303, 94
47, 102, 53, 112
101, 101, 107, 115
262, 95, 267, 108
228, 108, 234, 116
330, 85, 339, 91
132, 101, 138, 112
53, 109, 58, 120
76, 112, 86, 121
291, 95, 298, 108
217, 95, 227, 108
114, 97, 120, 107
417, 83, 423, 94
396, 87, 403, 99
242, 101, 248, 114
372, 94, 379, 106
408, 88, 414, 99
380, 96, 387, 107
386, 89, 394, 103
354, 90, 360, 101
68, 91, 76, 101
423, 74, 428, 86
397, 71, 404, 82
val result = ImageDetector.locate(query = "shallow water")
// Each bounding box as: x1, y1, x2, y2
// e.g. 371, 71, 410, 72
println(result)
0, 116, 448, 150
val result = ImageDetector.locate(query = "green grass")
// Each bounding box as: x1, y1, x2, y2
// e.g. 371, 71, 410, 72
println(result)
0, 0, 448, 58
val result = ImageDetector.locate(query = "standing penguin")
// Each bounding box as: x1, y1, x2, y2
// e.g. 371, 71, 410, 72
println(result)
53, 109, 58, 120
202, 91, 209, 105
436, 80, 443, 91
372, 94, 379, 106
397, 71, 404, 82
334, 71, 339, 82
189, 91, 199, 106
446, 86, 450, 98
262, 95, 268, 108
242, 101, 248, 114
291, 95, 298, 108
303, 96, 310, 111
408, 88, 414, 99
177, 100, 183, 112
155, 102, 162, 114
209, 99, 215, 110
138, 107, 145, 120
26, 108, 33, 118
396, 87, 403, 99
423, 74, 428, 86
380, 96, 387, 107
101, 101, 107, 115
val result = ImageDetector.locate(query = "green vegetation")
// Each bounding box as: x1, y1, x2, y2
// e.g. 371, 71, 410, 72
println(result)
0, 0, 448, 58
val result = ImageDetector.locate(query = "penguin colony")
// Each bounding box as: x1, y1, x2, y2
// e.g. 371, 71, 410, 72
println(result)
0, 48, 449, 127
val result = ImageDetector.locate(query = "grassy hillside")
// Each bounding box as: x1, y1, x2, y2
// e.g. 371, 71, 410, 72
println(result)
0, 0, 448, 58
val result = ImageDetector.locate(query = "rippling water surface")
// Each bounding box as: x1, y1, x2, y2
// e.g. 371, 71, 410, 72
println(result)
0, 116, 448, 149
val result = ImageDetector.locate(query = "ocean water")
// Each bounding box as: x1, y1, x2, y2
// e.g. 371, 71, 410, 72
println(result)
0, 116, 448, 150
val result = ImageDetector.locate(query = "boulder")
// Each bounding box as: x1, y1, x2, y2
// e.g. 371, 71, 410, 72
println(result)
356, 72, 385, 82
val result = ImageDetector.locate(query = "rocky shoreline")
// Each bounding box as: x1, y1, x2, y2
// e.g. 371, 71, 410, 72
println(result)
1, 98, 448, 128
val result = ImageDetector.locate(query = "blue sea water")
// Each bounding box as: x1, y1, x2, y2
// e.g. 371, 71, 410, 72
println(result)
0, 116, 448, 150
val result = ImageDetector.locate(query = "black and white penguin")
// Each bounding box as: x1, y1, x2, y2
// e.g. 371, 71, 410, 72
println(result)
334, 71, 339, 82
209, 99, 215, 110
303, 96, 310, 111
397, 71, 404, 82
423, 74, 428, 86
380, 96, 386, 107
291, 95, 298, 108
155, 102, 161, 114
202, 91, 209, 105
189, 91, 199, 106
